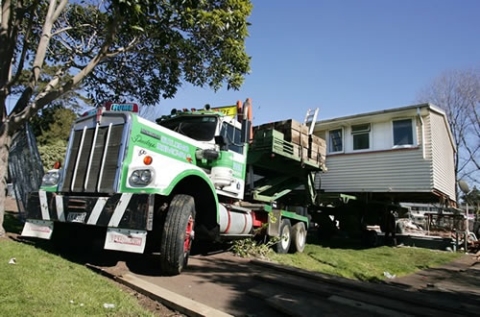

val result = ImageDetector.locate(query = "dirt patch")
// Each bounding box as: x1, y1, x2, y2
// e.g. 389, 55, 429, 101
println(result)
116, 282, 185, 316
5, 196, 18, 213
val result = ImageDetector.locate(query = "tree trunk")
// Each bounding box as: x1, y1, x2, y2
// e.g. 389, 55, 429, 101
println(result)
0, 123, 12, 238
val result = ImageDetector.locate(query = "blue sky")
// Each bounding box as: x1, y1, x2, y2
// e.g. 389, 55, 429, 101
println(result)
160, 0, 480, 125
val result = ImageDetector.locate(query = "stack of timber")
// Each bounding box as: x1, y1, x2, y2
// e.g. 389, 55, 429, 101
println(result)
253, 119, 327, 170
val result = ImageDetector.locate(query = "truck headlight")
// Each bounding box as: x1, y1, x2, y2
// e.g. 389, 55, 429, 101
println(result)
42, 170, 61, 186
129, 169, 153, 186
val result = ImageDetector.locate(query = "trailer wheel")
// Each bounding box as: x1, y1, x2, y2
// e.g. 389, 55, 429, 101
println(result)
289, 222, 307, 253
362, 229, 378, 247
160, 194, 196, 275
273, 219, 292, 254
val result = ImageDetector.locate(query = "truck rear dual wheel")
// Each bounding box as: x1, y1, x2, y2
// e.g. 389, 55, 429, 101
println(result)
289, 222, 307, 253
160, 194, 196, 276
273, 219, 292, 254
273, 219, 307, 254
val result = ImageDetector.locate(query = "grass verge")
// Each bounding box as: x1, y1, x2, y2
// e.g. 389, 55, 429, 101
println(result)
269, 237, 463, 281
0, 212, 156, 317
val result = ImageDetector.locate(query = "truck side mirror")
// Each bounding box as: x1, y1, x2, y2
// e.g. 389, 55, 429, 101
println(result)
215, 135, 229, 151
195, 149, 219, 161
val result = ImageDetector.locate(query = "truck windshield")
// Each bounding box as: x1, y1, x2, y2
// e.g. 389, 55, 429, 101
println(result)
159, 116, 217, 141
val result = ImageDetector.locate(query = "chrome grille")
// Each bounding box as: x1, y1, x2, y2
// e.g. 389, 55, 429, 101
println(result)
61, 123, 125, 193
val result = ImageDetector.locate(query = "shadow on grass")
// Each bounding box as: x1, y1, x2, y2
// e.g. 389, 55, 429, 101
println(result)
6, 214, 232, 277
4, 211, 23, 234
306, 230, 387, 250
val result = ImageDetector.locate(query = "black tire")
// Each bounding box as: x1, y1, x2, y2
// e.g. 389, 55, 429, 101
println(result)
273, 219, 292, 254
160, 194, 196, 275
362, 229, 378, 247
289, 222, 307, 253
316, 214, 337, 240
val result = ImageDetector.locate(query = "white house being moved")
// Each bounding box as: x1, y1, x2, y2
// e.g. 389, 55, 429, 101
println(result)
313, 103, 456, 206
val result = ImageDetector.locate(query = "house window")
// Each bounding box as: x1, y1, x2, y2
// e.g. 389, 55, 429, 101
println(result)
351, 123, 370, 150
328, 129, 343, 152
393, 119, 413, 146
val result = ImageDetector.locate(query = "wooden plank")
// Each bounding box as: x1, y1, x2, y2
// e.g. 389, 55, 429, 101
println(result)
311, 134, 326, 146
118, 274, 233, 317
274, 119, 309, 134
293, 145, 309, 161
309, 143, 326, 159
286, 129, 309, 147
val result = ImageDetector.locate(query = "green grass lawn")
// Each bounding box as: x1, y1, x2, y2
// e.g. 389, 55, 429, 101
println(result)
0, 212, 156, 317
269, 237, 463, 281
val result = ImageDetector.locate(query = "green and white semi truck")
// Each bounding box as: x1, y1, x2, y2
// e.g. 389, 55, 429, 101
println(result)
21, 98, 325, 275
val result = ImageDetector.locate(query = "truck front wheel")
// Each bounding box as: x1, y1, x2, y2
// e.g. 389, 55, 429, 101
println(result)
160, 194, 196, 275
273, 219, 292, 254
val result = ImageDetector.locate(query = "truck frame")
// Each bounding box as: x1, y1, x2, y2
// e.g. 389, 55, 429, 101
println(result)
21, 98, 325, 275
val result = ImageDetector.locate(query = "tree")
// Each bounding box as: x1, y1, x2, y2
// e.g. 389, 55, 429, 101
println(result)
0, 0, 252, 237
417, 68, 480, 201
30, 104, 77, 145
461, 186, 480, 211
30, 105, 77, 169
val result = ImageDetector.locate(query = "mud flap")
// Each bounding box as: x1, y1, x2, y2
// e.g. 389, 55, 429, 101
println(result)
104, 228, 147, 253
21, 219, 54, 239
267, 210, 282, 237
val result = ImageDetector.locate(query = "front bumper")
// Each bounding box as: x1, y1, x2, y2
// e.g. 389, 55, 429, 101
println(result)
21, 191, 154, 253
24, 190, 153, 229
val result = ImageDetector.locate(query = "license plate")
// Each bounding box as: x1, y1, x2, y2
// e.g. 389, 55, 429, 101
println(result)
67, 212, 87, 223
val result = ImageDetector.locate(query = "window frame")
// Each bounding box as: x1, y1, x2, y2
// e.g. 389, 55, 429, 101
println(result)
392, 118, 414, 148
220, 122, 244, 154
328, 128, 344, 153
351, 123, 371, 151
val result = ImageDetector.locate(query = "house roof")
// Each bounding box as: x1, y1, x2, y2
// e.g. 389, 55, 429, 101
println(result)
314, 103, 456, 152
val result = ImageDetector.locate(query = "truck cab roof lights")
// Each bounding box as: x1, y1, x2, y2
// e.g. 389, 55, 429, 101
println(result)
81, 102, 139, 117
104, 102, 139, 113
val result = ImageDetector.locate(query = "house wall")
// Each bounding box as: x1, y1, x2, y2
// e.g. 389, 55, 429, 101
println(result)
429, 112, 456, 200
316, 109, 437, 194
319, 147, 433, 193
420, 112, 433, 160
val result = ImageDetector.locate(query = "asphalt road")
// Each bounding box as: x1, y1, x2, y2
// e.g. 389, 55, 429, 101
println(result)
101, 251, 286, 317
93, 247, 480, 317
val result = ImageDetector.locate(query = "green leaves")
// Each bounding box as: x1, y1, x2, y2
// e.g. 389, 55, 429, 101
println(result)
77, 0, 252, 104
4, 0, 252, 114
30, 105, 77, 146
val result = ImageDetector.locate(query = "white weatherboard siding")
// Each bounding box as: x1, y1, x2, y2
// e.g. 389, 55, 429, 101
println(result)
423, 113, 433, 160
320, 148, 433, 193
430, 112, 456, 200
314, 104, 456, 202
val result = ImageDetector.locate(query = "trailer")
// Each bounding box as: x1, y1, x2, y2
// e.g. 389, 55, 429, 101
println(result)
21, 98, 326, 275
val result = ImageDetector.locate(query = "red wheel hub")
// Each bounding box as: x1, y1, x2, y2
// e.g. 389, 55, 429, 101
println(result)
184, 215, 194, 252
